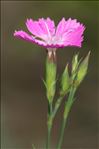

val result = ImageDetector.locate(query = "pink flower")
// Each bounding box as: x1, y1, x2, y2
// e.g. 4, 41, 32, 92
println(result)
14, 17, 85, 49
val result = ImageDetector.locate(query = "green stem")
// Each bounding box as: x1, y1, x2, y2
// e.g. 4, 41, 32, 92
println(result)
46, 118, 52, 149
46, 95, 64, 149
46, 102, 53, 149
56, 87, 76, 149
56, 118, 67, 149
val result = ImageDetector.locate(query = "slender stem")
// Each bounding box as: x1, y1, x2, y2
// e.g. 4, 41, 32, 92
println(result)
46, 95, 64, 149
56, 87, 76, 149
56, 118, 67, 149
46, 102, 53, 149
46, 117, 53, 149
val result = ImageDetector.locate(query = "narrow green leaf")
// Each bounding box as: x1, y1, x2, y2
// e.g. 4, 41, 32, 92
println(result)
42, 78, 47, 88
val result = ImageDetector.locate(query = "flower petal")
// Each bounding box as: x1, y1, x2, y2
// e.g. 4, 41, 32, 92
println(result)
56, 17, 66, 36
14, 30, 47, 47
26, 18, 55, 41
56, 18, 85, 47
14, 30, 33, 41
38, 17, 55, 36
63, 25, 85, 47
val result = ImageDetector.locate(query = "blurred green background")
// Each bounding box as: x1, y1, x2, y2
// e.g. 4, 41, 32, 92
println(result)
1, 1, 99, 149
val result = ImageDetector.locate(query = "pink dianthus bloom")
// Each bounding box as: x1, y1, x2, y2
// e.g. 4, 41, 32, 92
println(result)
14, 17, 85, 49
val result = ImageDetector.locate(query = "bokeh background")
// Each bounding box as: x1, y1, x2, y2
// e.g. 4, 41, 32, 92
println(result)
1, 1, 99, 149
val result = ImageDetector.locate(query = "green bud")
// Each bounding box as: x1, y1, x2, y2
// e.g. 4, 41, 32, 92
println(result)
60, 64, 70, 95
46, 56, 56, 103
76, 51, 91, 86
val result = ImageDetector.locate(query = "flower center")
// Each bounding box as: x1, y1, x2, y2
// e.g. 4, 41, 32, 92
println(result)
46, 36, 63, 45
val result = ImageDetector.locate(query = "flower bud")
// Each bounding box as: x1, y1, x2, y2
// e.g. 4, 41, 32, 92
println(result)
46, 52, 56, 103
60, 64, 70, 95
76, 51, 90, 86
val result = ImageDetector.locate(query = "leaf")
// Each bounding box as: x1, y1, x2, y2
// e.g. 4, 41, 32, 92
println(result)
42, 78, 47, 88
